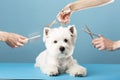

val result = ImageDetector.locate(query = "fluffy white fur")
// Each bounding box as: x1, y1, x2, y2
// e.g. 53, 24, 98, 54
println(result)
35, 25, 87, 76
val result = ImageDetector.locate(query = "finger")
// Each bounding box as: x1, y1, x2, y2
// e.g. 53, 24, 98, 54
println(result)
16, 42, 24, 47
92, 40, 101, 45
99, 34, 105, 37
13, 45, 18, 48
92, 38, 101, 43
98, 46, 105, 51
63, 19, 69, 24
95, 44, 102, 48
20, 37, 26, 40
19, 35, 28, 40
19, 38, 28, 44
63, 13, 71, 20
58, 12, 64, 18
98, 34, 102, 37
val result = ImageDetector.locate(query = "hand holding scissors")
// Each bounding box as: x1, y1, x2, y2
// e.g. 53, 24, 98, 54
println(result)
83, 25, 118, 51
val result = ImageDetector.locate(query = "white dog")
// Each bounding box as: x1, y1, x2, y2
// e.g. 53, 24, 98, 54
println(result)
35, 25, 87, 76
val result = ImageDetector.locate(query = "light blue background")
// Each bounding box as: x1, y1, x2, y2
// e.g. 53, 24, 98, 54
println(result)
0, 0, 120, 63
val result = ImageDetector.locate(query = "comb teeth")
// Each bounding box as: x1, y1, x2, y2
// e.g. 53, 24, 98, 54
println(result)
28, 32, 41, 43
28, 35, 41, 40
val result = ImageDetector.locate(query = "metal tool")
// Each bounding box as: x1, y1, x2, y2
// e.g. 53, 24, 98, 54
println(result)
46, 18, 66, 27
28, 32, 41, 43
47, 19, 58, 27
45, 19, 60, 28
83, 25, 99, 39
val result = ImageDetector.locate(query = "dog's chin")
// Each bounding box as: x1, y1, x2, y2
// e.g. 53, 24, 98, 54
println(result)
58, 52, 72, 59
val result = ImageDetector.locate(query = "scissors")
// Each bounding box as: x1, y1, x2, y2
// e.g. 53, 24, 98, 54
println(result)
46, 19, 58, 27
83, 25, 100, 40
46, 18, 66, 27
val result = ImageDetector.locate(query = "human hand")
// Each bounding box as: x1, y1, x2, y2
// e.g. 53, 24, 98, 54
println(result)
4, 32, 28, 48
92, 35, 116, 51
57, 6, 73, 24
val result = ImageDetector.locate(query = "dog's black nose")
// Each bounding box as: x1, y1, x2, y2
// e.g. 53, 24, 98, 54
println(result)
59, 46, 65, 52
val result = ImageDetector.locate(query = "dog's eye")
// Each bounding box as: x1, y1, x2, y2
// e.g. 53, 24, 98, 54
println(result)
64, 39, 68, 43
54, 40, 57, 43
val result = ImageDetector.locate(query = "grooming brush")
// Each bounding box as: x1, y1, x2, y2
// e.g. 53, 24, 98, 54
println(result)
28, 32, 41, 43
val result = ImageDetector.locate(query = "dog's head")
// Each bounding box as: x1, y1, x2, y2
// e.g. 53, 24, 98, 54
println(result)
43, 25, 77, 58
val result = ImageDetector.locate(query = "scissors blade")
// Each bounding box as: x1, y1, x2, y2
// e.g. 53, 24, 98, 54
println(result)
46, 19, 58, 27
85, 25, 94, 39
49, 19, 57, 27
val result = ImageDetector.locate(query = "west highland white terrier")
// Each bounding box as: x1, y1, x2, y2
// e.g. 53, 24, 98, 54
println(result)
35, 25, 87, 76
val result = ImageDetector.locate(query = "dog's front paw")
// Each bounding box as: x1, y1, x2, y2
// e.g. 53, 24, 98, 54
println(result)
73, 67, 86, 77
67, 65, 87, 77
45, 67, 59, 76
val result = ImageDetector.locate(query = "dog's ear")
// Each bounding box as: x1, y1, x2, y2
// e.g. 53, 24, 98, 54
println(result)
68, 25, 77, 36
43, 27, 51, 42
68, 25, 77, 44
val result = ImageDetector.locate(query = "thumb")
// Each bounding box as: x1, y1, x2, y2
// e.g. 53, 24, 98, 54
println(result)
98, 34, 103, 37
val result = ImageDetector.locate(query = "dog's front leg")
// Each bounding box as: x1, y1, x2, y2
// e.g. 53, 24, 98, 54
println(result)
66, 62, 87, 77
42, 65, 59, 76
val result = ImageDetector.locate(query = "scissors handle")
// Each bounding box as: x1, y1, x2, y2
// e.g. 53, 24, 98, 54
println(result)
92, 33, 100, 37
